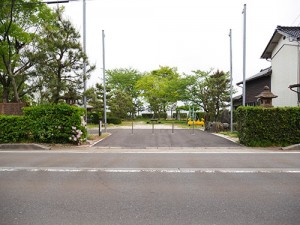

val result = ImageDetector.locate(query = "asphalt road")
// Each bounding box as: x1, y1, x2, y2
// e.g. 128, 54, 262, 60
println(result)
94, 129, 240, 148
1, 171, 300, 225
1, 151, 300, 225
1, 152, 300, 170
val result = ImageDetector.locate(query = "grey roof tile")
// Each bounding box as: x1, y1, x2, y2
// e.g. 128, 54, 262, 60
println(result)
277, 26, 300, 39
261, 26, 300, 59
236, 67, 271, 85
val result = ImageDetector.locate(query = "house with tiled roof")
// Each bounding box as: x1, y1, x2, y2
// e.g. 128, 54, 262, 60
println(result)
234, 26, 300, 108
235, 67, 271, 107
261, 26, 300, 106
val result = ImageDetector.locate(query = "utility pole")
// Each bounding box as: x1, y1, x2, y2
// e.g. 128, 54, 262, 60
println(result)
83, 0, 87, 119
242, 4, 247, 106
229, 29, 233, 132
102, 30, 107, 132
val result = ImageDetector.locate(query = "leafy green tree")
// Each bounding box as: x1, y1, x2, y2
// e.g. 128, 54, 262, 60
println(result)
85, 83, 112, 121
186, 70, 232, 122
35, 7, 95, 104
0, 0, 55, 102
106, 68, 142, 117
109, 90, 134, 119
136, 66, 187, 118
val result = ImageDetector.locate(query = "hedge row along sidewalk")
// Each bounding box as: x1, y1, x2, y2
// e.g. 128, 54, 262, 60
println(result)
0, 104, 87, 145
237, 106, 300, 147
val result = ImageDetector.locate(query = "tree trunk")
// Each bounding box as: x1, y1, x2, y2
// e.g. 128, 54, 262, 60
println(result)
10, 76, 20, 102
2, 87, 9, 103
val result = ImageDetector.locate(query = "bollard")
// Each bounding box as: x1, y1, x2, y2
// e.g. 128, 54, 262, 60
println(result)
172, 122, 174, 134
152, 121, 154, 134
192, 121, 195, 135
131, 121, 134, 134
99, 121, 102, 136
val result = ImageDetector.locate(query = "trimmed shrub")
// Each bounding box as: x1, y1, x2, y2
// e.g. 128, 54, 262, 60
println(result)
107, 117, 122, 124
23, 104, 87, 144
172, 113, 188, 120
159, 112, 167, 119
0, 115, 29, 143
236, 106, 300, 147
141, 113, 153, 119
0, 104, 87, 144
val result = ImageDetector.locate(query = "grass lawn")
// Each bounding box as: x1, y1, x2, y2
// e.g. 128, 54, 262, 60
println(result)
219, 131, 239, 138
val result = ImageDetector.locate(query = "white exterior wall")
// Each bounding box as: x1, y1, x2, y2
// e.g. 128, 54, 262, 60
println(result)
271, 37, 299, 107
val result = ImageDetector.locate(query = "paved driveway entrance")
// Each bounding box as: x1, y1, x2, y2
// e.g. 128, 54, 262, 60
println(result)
93, 128, 240, 148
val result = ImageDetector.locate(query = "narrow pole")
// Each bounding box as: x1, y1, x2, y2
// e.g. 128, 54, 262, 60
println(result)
102, 30, 107, 132
242, 4, 247, 106
99, 121, 102, 136
229, 29, 233, 132
172, 122, 174, 134
131, 121, 134, 134
152, 121, 154, 134
83, 0, 87, 119
193, 122, 195, 135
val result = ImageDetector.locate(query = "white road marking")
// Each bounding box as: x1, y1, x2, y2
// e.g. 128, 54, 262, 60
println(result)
1, 151, 300, 154
1, 167, 300, 173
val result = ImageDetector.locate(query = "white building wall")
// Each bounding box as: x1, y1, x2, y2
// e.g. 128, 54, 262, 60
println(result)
271, 37, 299, 107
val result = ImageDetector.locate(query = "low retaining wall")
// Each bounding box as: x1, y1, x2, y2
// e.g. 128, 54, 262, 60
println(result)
0, 103, 26, 115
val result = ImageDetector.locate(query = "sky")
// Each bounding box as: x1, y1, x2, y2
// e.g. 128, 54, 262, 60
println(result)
54, 0, 300, 92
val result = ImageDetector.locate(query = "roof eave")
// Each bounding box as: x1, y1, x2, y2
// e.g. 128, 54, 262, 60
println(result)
236, 68, 272, 85
261, 30, 282, 59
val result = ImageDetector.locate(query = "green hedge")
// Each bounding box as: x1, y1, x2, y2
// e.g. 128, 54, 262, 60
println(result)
0, 116, 29, 143
236, 106, 300, 147
107, 117, 122, 125
141, 112, 167, 119
141, 113, 153, 119
0, 104, 87, 144
172, 113, 188, 119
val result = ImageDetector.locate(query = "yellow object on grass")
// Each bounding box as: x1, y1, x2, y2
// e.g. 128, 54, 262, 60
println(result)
188, 118, 205, 126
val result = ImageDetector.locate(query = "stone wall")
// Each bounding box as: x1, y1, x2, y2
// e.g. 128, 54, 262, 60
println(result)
0, 103, 26, 115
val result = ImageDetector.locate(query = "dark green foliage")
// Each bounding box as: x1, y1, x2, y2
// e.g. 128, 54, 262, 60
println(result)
87, 112, 101, 124
142, 113, 154, 119
23, 104, 87, 144
236, 106, 300, 147
172, 113, 188, 119
195, 112, 206, 120
158, 112, 168, 119
0, 116, 29, 143
107, 117, 122, 125
0, 104, 87, 144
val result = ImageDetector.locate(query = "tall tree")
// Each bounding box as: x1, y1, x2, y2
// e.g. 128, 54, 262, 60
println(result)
186, 70, 232, 122
85, 83, 111, 120
35, 7, 95, 103
0, 0, 54, 102
136, 66, 187, 118
109, 90, 134, 119
106, 68, 142, 117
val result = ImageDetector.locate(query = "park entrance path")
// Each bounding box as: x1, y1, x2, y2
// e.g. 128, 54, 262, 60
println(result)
93, 126, 240, 148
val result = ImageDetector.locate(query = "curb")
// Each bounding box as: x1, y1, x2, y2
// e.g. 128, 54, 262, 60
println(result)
0, 143, 51, 151
281, 144, 300, 151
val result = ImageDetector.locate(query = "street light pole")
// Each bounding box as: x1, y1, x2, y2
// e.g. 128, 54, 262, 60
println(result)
229, 29, 233, 132
82, 0, 87, 120
102, 30, 107, 132
242, 4, 247, 106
